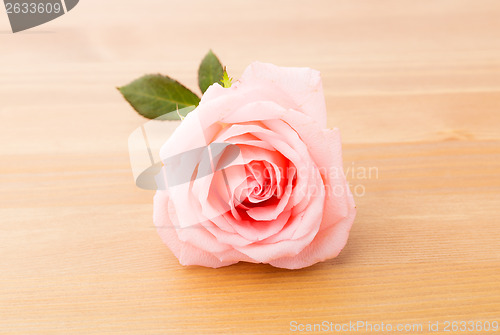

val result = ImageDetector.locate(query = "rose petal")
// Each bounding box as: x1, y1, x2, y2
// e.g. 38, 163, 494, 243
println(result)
240, 61, 327, 128
269, 188, 356, 269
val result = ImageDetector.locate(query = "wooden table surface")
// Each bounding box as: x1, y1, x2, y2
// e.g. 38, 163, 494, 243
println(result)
1, 1, 499, 334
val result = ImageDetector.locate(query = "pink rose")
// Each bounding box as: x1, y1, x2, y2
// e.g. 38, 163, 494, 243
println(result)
154, 62, 356, 269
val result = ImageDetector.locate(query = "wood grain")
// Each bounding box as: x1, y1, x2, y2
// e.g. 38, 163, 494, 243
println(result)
1, 0, 499, 334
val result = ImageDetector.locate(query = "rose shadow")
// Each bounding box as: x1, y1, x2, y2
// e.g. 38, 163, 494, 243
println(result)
168, 236, 357, 290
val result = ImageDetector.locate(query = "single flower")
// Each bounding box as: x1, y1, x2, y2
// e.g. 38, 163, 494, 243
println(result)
154, 62, 356, 269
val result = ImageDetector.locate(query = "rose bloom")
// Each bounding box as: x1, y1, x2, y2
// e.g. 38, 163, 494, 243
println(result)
154, 62, 356, 269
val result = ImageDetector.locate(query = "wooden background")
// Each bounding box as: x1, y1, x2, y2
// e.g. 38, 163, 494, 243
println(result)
1, 0, 499, 333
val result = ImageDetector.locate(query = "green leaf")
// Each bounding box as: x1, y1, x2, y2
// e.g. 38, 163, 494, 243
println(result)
118, 74, 200, 120
198, 50, 224, 93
